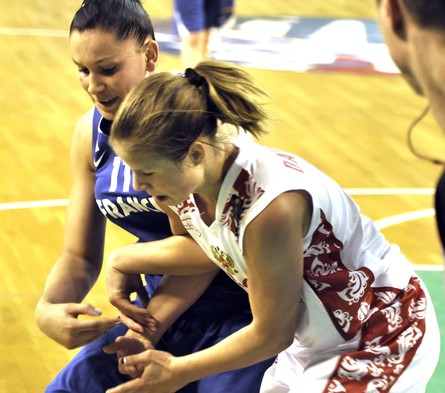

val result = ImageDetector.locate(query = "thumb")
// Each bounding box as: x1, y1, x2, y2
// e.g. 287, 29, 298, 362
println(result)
84, 304, 103, 316
67, 303, 102, 318
106, 378, 145, 393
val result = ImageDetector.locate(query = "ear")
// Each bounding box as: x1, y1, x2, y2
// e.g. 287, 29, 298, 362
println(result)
187, 141, 206, 166
143, 39, 159, 73
385, 0, 407, 39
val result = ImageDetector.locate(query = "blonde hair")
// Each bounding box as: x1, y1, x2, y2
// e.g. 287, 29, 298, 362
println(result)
110, 60, 269, 162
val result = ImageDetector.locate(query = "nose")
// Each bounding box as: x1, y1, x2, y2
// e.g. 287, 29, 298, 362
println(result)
87, 72, 106, 95
133, 174, 152, 192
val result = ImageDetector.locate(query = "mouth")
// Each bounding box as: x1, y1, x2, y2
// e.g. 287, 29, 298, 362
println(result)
96, 97, 119, 109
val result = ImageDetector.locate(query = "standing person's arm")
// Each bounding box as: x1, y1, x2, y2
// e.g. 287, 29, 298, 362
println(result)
35, 111, 120, 349
106, 190, 311, 393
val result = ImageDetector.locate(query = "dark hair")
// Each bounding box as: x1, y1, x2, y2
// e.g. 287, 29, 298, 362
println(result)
110, 60, 269, 162
403, 0, 445, 29
70, 0, 155, 44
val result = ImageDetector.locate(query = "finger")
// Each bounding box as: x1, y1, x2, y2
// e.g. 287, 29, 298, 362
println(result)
103, 341, 120, 355
106, 377, 145, 393
113, 298, 151, 320
135, 286, 150, 306
115, 302, 158, 331
120, 351, 150, 369
76, 316, 121, 333
103, 335, 146, 357
118, 357, 142, 379
66, 303, 102, 318
102, 335, 134, 355
119, 312, 145, 334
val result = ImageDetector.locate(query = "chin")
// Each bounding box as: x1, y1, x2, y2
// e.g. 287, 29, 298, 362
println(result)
401, 71, 424, 96
98, 109, 116, 121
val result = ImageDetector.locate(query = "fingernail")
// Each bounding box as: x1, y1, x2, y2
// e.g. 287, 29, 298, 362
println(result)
93, 308, 102, 315
122, 357, 127, 365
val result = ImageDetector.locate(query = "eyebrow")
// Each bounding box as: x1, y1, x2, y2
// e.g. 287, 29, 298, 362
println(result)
71, 57, 117, 66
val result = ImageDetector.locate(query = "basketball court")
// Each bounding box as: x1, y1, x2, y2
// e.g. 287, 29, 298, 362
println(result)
0, 1, 443, 391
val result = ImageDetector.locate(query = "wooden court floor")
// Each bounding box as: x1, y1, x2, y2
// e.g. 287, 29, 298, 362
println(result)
0, 1, 444, 391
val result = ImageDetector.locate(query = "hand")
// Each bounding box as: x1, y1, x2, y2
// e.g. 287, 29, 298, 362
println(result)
103, 331, 155, 378
105, 349, 188, 393
36, 302, 120, 349
107, 267, 157, 333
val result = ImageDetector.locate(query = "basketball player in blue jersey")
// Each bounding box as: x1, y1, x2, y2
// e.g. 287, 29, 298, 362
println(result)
173, 0, 235, 67
34, 1, 274, 392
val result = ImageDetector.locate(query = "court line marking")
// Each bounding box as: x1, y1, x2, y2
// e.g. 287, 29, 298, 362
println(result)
0, 188, 435, 211
0, 188, 442, 271
0, 27, 68, 37
0, 199, 68, 210
0, 27, 175, 41
374, 208, 435, 230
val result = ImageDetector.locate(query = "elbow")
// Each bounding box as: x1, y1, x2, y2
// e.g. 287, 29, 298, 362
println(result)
106, 249, 120, 268
255, 323, 295, 358
106, 249, 127, 273
34, 301, 44, 329
274, 329, 295, 353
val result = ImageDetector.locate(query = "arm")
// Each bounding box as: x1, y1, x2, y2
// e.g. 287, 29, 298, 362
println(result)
104, 270, 219, 363
108, 190, 312, 393
106, 233, 220, 334
104, 215, 221, 360
35, 111, 119, 349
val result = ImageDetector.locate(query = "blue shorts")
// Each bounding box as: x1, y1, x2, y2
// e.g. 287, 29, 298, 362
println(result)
173, 0, 234, 35
45, 274, 275, 393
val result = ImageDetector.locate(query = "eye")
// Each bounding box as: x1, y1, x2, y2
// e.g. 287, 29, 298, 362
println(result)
134, 169, 153, 177
101, 66, 116, 75
78, 67, 90, 76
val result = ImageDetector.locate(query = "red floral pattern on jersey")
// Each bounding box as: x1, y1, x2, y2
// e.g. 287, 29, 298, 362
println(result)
175, 198, 198, 216
220, 168, 265, 235
303, 210, 376, 340
324, 276, 426, 392
304, 210, 427, 392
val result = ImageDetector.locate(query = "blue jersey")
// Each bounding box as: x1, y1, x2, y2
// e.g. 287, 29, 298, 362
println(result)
93, 109, 172, 242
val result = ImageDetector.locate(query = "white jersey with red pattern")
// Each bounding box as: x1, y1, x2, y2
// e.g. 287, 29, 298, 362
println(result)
172, 136, 439, 392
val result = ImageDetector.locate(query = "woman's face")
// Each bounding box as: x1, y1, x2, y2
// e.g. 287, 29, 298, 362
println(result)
113, 145, 203, 206
70, 29, 157, 120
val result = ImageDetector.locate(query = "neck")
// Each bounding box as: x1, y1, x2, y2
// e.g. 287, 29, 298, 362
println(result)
196, 135, 239, 205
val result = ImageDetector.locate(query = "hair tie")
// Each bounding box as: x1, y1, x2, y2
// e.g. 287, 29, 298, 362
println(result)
184, 68, 206, 88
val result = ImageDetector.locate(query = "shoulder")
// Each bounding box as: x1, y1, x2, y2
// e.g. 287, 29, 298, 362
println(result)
73, 109, 95, 141
254, 191, 312, 233
70, 109, 95, 167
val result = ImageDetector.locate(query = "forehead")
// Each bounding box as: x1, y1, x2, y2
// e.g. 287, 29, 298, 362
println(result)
113, 142, 181, 174
70, 29, 139, 63
112, 141, 155, 166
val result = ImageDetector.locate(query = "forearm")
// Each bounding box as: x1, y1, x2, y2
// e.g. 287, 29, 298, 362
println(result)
37, 253, 100, 306
108, 235, 215, 276
142, 272, 219, 343
172, 322, 292, 383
